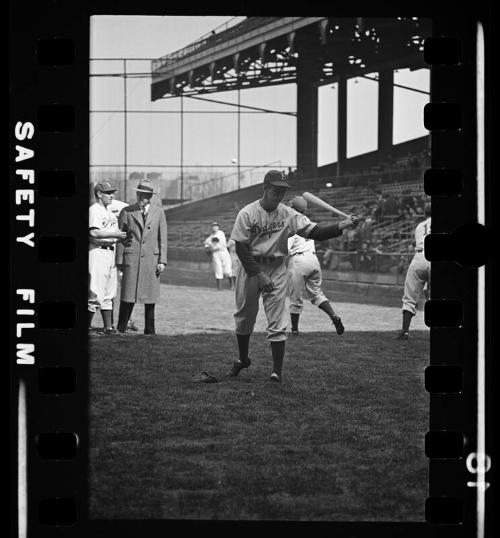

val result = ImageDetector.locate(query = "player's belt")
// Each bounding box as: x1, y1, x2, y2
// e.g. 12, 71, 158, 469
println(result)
415, 248, 423, 252
100, 245, 115, 251
292, 252, 315, 256
254, 256, 283, 264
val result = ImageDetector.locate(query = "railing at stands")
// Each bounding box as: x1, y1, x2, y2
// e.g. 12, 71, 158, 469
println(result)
318, 250, 413, 277
294, 167, 426, 193
167, 246, 416, 286
152, 16, 254, 71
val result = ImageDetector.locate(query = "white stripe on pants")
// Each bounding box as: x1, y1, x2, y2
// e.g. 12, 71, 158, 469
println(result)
288, 254, 328, 314
88, 248, 117, 312
234, 260, 288, 341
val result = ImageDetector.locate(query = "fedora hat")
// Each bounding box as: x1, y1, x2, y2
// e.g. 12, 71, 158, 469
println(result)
136, 179, 158, 194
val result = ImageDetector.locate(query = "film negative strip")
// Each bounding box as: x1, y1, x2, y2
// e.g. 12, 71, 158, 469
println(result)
9, 1, 493, 536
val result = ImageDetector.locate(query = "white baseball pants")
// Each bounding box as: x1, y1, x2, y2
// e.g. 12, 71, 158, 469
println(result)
212, 249, 233, 279
288, 253, 328, 314
402, 252, 430, 315
88, 248, 117, 312
234, 259, 288, 342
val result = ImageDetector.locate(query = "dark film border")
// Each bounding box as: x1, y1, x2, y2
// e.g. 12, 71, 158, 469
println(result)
9, 1, 493, 536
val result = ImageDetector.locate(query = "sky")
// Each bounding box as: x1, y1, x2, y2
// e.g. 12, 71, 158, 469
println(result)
90, 16, 430, 179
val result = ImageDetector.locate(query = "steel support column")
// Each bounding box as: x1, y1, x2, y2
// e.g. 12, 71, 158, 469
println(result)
237, 87, 241, 189
123, 59, 128, 200
337, 75, 347, 177
378, 68, 394, 157
296, 29, 322, 179
180, 95, 184, 202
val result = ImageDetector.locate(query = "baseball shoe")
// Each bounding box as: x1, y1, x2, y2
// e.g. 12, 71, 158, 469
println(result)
127, 320, 139, 331
291, 330, 299, 336
396, 331, 409, 340
332, 316, 344, 335
226, 357, 251, 377
103, 327, 116, 335
89, 327, 104, 337
269, 373, 281, 383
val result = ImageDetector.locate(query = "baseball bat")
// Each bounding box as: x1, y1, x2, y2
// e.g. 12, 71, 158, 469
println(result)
302, 191, 350, 219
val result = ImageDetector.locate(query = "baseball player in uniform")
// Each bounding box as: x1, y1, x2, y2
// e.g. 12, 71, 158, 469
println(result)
287, 196, 344, 336
204, 222, 235, 290
88, 181, 128, 334
397, 202, 431, 339
227, 170, 360, 383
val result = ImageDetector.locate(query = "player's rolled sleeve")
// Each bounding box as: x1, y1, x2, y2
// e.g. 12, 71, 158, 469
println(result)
290, 211, 317, 239
235, 241, 261, 276
230, 209, 251, 243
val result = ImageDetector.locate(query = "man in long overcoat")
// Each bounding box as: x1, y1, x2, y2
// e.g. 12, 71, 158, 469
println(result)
115, 179, 167, 334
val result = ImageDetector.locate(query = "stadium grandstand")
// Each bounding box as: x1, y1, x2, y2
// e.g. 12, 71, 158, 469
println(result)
149, 16, 431, 292
166, 145, 429, 287
91, 16, 431, 294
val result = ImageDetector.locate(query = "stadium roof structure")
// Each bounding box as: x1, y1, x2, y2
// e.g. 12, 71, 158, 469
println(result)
151, 16, 429, 100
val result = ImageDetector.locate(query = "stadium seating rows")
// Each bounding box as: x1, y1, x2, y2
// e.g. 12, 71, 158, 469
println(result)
166, 180, 425, 251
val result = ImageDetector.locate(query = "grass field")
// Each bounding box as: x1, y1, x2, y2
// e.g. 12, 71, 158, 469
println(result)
89, 324, 429, 521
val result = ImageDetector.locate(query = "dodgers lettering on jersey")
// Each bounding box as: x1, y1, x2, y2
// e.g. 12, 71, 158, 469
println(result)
288, 234, 316, 256
231, 201, 317, 258
89, 202, 120, 250
415, 217, 431, 252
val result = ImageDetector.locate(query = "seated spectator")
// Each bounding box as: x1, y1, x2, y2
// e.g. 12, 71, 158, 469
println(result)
396, 206, 407, 222
384, 193, 400, 216
372, 238, 385, 255
357, 241, 374, 272
287, 167, 298, 183
358, 215, 374, 243
408, 206, 417, 218
401, 189, 414, 210
401, 207, 411, 221
397, 244, 414, 274
345, 226, 360, 251
374, 193, 386, 219
372, 239, 392, 273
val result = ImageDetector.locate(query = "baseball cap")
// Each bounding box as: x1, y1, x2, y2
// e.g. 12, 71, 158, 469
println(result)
136, 179, 158, 194
263, 170, 291, 189
211, 221, 219, 226
94, 181, 117, 193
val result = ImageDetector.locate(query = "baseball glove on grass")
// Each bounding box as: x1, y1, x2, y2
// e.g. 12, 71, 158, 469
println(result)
192, 371, 219, 383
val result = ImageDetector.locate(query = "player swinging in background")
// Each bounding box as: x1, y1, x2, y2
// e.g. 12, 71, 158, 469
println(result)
287, 196, 344, 336
227, 170, 360, 383
204, 221, 235, 290
397, 202, 431, 339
